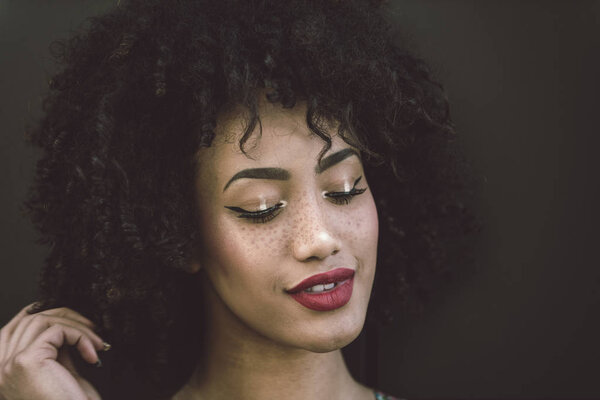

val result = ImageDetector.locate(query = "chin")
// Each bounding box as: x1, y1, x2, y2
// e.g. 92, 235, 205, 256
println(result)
294, 309, 367, 353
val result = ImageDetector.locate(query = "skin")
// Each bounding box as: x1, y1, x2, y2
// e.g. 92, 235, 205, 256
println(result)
175, 100, 379, 400
0, 101, 379, 400
0, 305, 106, 400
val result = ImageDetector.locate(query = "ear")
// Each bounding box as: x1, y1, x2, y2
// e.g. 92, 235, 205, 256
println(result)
186, 259, 203, 274
185, 240, 204, 274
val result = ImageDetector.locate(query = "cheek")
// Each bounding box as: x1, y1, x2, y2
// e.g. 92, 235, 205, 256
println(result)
363, 196, 379, 249
336, 194, 379, 255
199, 214, 287, 286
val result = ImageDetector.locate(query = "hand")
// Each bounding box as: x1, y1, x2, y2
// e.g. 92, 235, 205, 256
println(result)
0, 304, 108, 400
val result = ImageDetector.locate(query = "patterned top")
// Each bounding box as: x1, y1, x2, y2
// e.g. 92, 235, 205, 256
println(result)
373, 390, 405, 400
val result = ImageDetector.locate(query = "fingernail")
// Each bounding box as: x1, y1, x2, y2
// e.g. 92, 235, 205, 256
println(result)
102, 342, 112, 352
95, 357, 103, 368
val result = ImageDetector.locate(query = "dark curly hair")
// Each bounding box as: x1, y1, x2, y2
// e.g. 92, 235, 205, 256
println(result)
24, 0, 477, 397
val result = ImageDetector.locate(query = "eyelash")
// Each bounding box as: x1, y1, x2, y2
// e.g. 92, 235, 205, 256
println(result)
323, 186, 367, 205
226, 176, 367, 223
225, 202, 286, 224
324, 176, 367, 205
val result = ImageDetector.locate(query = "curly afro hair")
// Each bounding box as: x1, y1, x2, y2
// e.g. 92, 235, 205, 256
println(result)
24, 0, 477, 397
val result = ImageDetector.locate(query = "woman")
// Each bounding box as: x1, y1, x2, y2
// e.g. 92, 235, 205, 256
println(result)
0, 0, 473, 398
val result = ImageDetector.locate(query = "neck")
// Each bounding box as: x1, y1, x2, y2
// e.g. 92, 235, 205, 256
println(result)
173, 274, 370, 400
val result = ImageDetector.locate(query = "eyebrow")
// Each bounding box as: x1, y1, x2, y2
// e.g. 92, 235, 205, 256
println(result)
222, 148, 360, 192
223, 168, 290, 191
315, 148, 360, 174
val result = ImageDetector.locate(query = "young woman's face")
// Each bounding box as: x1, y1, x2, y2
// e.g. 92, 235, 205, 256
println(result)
193, 102, 378, 352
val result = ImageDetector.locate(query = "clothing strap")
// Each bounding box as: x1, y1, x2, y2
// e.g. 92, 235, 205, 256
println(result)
373, 390, 404, 400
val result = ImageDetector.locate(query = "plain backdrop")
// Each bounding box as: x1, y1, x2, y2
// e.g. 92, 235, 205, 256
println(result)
1, 1, 599, 398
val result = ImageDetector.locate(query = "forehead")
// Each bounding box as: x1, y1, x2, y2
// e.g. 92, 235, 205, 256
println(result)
195, 102, 351, 179
217, 102, 311, 149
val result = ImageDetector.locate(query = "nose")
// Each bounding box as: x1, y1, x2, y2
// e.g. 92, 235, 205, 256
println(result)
290, 197, 341, 262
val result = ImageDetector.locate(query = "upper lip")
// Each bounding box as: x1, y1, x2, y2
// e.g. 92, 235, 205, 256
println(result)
286, 267, 355, 293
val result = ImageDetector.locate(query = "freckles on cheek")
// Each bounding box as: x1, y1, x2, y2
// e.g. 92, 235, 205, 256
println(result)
258, 223, 289, 257
277, 224, 292, 250
240, 223, 283, 252
338, 202, 379, 245
205, 219, 289, 272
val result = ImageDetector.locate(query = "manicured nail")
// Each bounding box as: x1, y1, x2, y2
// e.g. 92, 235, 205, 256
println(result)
95, 357, 103, 368
102, 342, 112, 352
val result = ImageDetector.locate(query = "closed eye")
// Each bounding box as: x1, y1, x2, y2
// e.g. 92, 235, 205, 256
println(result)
323, 176, 367, 205
225, 201, 287, 224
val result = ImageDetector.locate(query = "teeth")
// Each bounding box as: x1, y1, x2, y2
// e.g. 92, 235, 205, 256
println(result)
304, 282, 336, 293
307, 284, 325, 293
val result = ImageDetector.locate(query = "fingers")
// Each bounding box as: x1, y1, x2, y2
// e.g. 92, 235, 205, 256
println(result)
38, 307, 96, 328
0, 303, 37, 361
1, 304, 36, 334
31, 323, 101, 365
11, 316, 104, 361
1, 306, 108, 371
4, 307, 97, 361
0, 307, 109, 400
9, 307, 95, 347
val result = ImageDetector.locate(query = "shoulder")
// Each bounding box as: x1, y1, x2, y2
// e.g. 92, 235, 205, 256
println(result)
373, 390, 407, 400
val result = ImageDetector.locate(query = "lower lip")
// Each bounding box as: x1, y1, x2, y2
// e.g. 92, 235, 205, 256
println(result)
288, 277, 354, 311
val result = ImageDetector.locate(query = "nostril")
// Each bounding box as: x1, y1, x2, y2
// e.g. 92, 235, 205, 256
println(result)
332, 249, 339, 256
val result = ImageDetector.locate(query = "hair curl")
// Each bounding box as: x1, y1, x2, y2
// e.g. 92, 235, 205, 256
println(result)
24, 0, 478, 397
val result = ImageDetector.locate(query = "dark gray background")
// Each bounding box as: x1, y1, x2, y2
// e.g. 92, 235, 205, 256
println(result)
1, 0, 599, 398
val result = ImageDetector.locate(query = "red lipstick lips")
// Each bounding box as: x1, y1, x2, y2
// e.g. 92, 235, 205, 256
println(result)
286, 267, 355, 311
